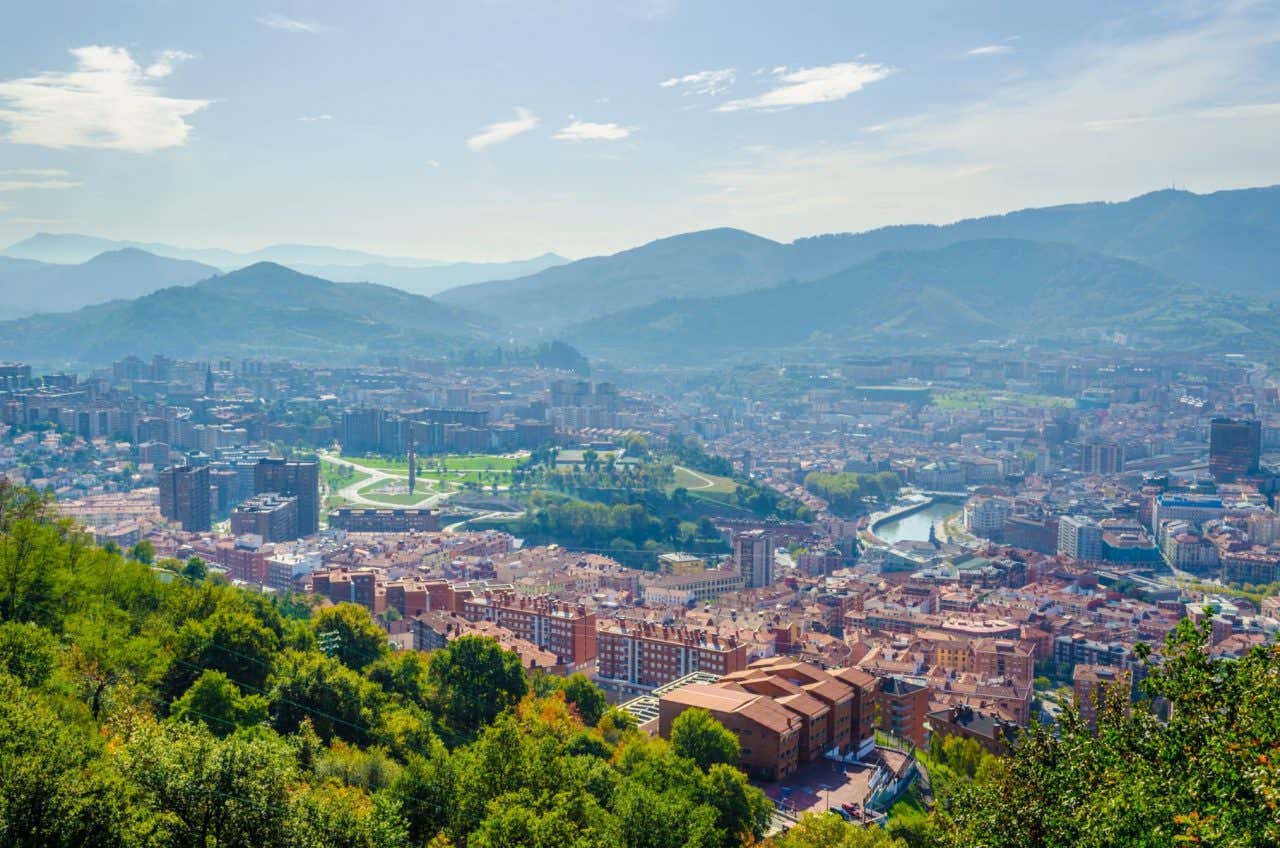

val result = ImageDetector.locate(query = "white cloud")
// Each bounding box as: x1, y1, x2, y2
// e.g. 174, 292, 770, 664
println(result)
426, 159, 440, 168
0, 168, 70, 178
0, 46, 209, 153
144, 49, 194, 78
691, 6, 1280, 240
689, 5, 1280, 238
299, 113, 333, 122
257, 13, 326, 33
659, 68, 735, 96
554, 120, 632, 141
466, 107, 539, 151
715, 61, 892, 112
0, 177, 80, 191
967, 45, 1013, 56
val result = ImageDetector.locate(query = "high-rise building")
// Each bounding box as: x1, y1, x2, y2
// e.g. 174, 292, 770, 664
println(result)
1209, 417, 1261, 481
157, 464, 211, 532
1079, 441, 1125, 475
230, 493, 299, 542
734, 529, 775, 588
1057, 515, 1103, 561
254, 458, 320, 536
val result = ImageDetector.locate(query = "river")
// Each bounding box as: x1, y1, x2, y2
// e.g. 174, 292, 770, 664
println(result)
875, 502, 961, 544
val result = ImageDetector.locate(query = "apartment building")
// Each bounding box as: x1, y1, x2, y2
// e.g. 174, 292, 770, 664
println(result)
596, 620, 748, 694
459, 589, 597, 669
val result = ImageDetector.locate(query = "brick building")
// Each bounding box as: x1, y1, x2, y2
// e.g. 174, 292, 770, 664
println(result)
596, 620, 749, 694
459, 589, 597, 669
657, 683, 802, 781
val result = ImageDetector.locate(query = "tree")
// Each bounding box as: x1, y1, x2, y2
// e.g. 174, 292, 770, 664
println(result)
772, 812, 907, 847
119, 719, 294, 848
162, 606, 282, 701
129, 539, 155, 565
285, 783, 409, 848
560, 673, 607, 727
388, 737, 457, 847
0, 673, 127, 848
0, 519, 63, 628
427, 635, 527, 742
365, 650, 431, 709
183, 556, 208, 581
938, 617, 1280, 847
0, 620, 58, 687
268, 649, 386, 746
170, 669, 269, 736
312, 603, 389, 671
702, 763, 772, 846
669, 709, 739, 772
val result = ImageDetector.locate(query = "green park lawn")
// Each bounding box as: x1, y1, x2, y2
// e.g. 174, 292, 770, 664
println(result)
670, 466, 738, 495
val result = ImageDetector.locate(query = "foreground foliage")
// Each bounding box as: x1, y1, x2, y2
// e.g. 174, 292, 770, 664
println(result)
0, 482, 774, 847
936, 618, 1280, 847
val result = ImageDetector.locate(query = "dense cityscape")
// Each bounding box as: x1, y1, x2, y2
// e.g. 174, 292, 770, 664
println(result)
4, 338, 1280, 842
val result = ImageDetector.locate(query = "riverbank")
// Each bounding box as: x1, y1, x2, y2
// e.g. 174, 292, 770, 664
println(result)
866, 493, 965, 546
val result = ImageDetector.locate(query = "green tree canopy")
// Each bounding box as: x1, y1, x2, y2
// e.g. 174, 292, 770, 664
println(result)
669, 708, 740, 772
427, 635, 527, 743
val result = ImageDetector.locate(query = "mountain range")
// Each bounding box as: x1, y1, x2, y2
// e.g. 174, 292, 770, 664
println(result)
284, 252, 568, 297
0, 249, 220, 320
438, 185, 1280, 336
1, 233, 447, 269
2, 184, 1279, 367
571, 239, 1280, 361
0, 237, 569, 316
0, 263, 485, 367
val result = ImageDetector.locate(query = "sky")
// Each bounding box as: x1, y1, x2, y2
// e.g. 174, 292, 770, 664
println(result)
1, 0, 1279, 261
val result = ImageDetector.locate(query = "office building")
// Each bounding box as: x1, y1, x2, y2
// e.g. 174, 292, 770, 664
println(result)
157, 464, 211, 532
963, 496, 1010, 538
1209, 417, 1261, 482
254, 458, 320, 536
1079, 441, 1125, 475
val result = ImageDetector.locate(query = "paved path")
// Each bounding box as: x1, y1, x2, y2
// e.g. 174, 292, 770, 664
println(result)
319, 452, 447, 508
673, 465, 717, 490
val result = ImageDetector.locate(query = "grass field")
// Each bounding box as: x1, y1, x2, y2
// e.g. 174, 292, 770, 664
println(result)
934, 389, 1075, 410
330, 452, 523, 488
670, 466, 738, 494
356, 478, 437, 506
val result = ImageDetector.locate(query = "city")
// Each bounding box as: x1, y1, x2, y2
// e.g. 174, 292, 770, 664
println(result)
3, 2, 1280, 847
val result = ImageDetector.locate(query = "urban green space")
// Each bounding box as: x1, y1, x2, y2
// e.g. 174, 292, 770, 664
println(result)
670, 465, 738, 495
933, 388, 1076, 410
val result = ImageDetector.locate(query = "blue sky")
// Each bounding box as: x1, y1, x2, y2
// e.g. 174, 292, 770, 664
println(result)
1, 1, 1279, 261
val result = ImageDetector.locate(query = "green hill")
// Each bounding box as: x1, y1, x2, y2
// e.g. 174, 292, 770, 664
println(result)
436, 227, 790, 331
571, 239, 1280, 362
0, 249, 220, 319
0, 261, 488, 367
